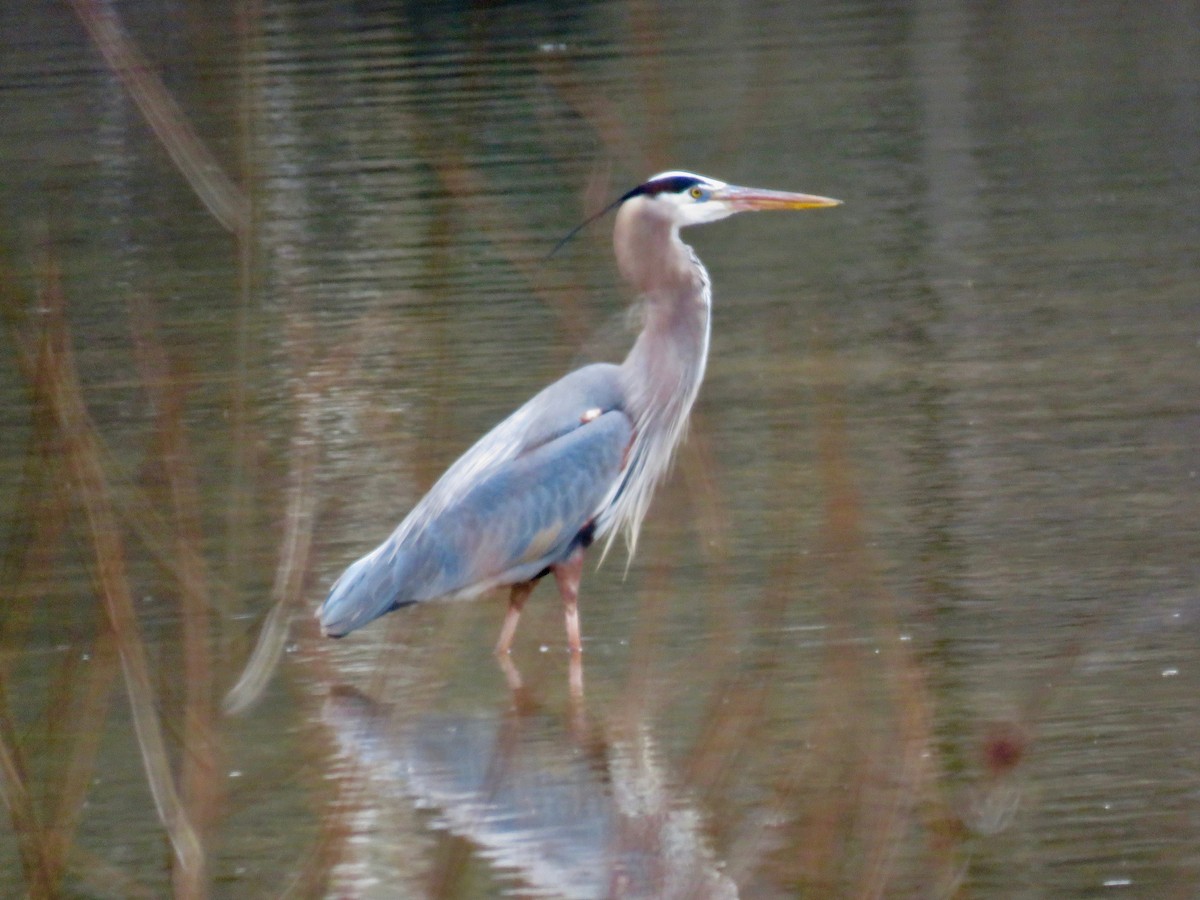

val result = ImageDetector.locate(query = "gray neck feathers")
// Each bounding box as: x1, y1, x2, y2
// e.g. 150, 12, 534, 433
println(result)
601, 199, 712, 554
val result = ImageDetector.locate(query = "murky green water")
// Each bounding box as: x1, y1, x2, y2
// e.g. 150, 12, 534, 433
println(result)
2, 1, 1197, 897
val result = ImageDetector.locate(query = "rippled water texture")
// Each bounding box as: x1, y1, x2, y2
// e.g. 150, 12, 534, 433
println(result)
1, 1, 1197, 897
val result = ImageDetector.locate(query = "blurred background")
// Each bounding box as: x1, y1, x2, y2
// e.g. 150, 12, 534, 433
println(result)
1, 0, 1198, 897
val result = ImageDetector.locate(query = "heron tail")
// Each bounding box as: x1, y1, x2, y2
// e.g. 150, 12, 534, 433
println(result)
316, 546, 416, 637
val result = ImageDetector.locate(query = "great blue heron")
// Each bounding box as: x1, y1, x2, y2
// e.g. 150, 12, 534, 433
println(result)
317, 171, 840, 653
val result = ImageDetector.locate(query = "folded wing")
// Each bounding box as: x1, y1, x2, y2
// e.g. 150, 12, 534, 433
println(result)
318, 364, 631, 637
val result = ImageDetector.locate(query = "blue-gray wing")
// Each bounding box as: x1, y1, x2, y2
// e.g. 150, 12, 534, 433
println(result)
318, 364, 631, 636
403, 363, 626, 529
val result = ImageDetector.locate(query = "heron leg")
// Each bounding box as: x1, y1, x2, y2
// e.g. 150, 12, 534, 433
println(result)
495, 652, 523, 691
495, 582, 533, 655
552, 549, 586, 655
567, 651, 584, 698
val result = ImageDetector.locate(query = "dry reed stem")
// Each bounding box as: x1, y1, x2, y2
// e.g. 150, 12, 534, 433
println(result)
398, 100, 591, 349
811, 382, 903, 899
789, 367, 962, 898
44, 628, 120, 890
227, 316, 365, 890
693, 339, 944, 896
127, 293, 220, 899
273, 807, 349, 899
222, 599, 293, 715
34, 259, 204, 883
0, 288, 69, 681
711, 32, 781, 164
625, 0, 674, 167
67, 0, 250, 236
10, 304, 232, 606
220, 0, 264, 650
65, 844, 159, 899
222, 408, 318, 715
0, 701, 55, 897
697, 478, 820, 885
14, 393, 234, 607
0, 267, 86, 896
747, 377, 866, 894
2, 261, 126, 895
534, 62, 648, 176
424, 147, 593, 348
822, 409, 963, 897
225, 309, 371, 713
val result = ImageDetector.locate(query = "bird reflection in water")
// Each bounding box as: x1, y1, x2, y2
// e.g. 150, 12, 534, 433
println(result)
321, 666, 738, 899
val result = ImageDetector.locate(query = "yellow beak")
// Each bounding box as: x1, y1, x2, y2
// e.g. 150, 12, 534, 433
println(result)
717, 185, 842, 211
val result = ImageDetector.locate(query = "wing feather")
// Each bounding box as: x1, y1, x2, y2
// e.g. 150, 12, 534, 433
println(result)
388, 363, 624, 550
318, 363, 630, 636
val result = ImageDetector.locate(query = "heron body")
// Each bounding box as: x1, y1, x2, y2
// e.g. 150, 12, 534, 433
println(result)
317, 171, 840, 650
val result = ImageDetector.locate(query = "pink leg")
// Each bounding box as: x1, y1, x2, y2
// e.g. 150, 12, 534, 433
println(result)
567, 652, 584, 699
495, 582, 533, 655
495, 653, 523, 691
552, 549, 586, 655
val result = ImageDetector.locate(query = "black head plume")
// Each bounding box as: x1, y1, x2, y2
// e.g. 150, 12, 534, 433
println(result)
547, 172, 708, 258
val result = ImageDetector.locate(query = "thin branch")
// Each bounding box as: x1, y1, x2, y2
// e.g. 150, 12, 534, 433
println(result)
34, 260, 205, 883
67, 0, 250, 236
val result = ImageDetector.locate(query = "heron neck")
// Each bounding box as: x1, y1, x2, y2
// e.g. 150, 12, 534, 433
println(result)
619, 273, 710, 419
615, 212, 711, 419
600, 205, 712, 553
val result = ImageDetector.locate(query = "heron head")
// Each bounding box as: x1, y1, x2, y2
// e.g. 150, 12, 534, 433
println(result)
549, 170, 841, 257
622, 171, 842, 228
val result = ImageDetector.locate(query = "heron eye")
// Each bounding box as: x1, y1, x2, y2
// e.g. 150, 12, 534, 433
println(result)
689, 185, 708, 201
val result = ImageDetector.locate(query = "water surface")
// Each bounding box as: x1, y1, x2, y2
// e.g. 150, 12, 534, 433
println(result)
1, 0, 1197, 897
